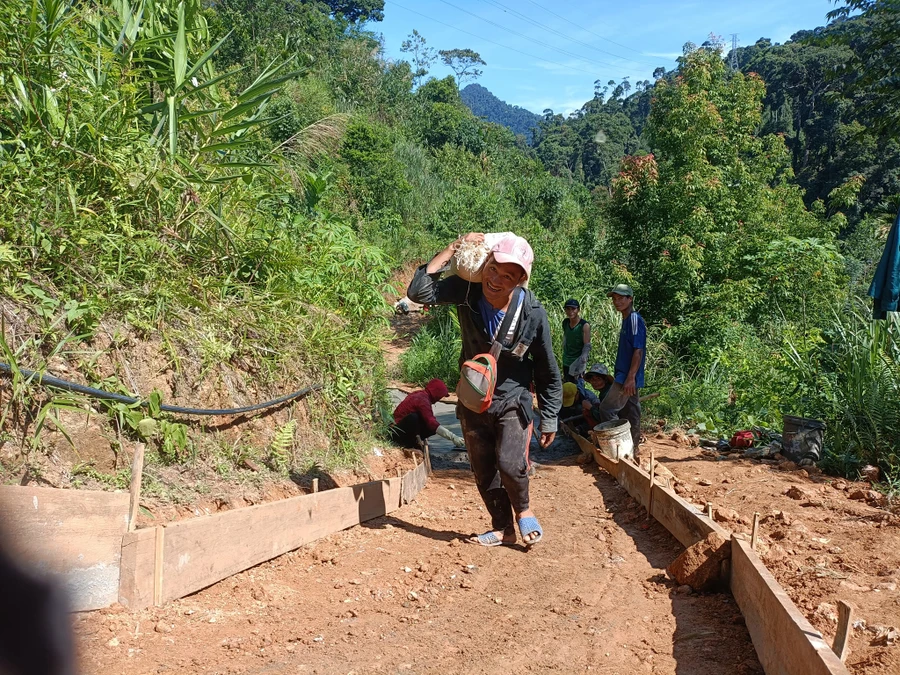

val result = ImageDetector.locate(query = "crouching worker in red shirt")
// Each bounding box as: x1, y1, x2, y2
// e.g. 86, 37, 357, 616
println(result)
390, 379, 465, 449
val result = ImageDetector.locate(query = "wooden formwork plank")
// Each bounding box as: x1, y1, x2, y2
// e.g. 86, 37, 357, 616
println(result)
567, 427, 620, 478
401, 462, 428, 505
384, 474, 403, 514
0, 484, 129, 610
649, 483, 728, 549
731, 538, 850, 675
159, 478, 400, 604
118, 527, 156, 609
576, 426, 846, 674
617, 459, 651, 510
591, 446, 620, 478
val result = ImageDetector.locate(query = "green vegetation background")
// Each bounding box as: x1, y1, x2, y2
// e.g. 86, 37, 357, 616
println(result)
1, 0, 898, 490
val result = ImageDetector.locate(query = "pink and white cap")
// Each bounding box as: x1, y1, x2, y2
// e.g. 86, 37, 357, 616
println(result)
490, 234, 534, 280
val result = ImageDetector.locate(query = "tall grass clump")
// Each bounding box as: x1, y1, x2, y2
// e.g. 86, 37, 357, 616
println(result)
786, 301, 900, 478
0, 0, 393, 466
400, 307, 461, 388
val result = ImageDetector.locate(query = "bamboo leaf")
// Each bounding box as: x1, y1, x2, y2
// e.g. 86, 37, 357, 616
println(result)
183, 68, 240, 97
206, 117, 270, 140
197, 137, 258, 153
167, 94, 177, 157
44, 85, 64, 131
232, 71, 303, 110
183, 30, 233, 85
173, 2, 187, 89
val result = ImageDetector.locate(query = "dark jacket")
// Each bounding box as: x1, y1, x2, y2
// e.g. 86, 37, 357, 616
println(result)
869, 207, 900, 320
407, 265, 562, 433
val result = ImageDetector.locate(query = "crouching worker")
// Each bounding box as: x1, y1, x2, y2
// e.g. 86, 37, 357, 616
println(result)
559, 365, 613, 435
390, 379, 464, 449
582, 363, 614, 428
407, 232, 562, 548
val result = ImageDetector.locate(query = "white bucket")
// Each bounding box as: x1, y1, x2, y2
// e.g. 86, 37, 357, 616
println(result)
590, 419, 634, 460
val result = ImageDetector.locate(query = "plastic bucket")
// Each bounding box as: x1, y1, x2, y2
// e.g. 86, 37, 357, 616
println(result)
782, 415, 825, 463
590, 419, 634, 460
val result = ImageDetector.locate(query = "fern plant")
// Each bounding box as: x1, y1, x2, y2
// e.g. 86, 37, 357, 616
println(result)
269, 419, 296, 473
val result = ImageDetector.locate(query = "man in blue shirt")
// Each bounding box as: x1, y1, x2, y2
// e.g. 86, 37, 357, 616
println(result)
597, 284, 646, 456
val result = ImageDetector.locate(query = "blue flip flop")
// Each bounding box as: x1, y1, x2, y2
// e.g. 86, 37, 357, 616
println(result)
517, 516, 543, 547
470, 530, 511, 547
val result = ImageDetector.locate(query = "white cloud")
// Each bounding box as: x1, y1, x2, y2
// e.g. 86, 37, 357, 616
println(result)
509, 97, 587, 116
531, 60, 592, 76
643, 51, 682, 60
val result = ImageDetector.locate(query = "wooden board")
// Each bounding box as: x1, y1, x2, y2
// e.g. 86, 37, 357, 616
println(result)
566, 427, 620, 477
591, 446, 620, 478
159, 478, 401, 604
649, 483, 728, 548
0, 484, 130, 610
118, 527, 157, 609
401, 462, 428, 505
731, 538, 850, 675
616, 459, 651, 510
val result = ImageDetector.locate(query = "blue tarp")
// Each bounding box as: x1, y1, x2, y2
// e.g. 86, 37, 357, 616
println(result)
868, 207, 900, 320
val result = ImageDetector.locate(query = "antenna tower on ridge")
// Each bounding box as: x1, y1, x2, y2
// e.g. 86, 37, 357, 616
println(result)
730, 34, 740, 71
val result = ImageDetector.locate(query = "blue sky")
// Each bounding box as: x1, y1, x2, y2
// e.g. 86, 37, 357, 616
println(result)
374, 0, 837, 115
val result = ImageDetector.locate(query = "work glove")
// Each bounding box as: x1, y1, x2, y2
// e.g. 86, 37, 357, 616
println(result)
435, 425, 466, 448
569, 357, 587, 378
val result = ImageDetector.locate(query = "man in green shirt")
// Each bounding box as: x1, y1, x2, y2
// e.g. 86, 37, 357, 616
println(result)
561, 298, 591, 383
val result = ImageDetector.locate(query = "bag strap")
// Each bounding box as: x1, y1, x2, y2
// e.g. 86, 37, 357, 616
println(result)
489, 287, 525, 358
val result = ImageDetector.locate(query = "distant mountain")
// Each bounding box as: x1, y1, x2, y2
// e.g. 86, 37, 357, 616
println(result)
460, 84, 541, 143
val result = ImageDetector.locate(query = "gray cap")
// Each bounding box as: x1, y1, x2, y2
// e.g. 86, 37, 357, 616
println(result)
606, 283, 634, 297
586, 363, 610, 377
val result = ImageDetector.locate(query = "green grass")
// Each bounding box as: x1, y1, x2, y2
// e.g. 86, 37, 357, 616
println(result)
400, 307, 461, 389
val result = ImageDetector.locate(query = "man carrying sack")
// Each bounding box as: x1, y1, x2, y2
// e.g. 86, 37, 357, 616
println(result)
406, 232, 562, 548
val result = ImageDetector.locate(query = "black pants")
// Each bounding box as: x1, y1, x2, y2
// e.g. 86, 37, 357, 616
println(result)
458, 404, 533, 532
389, 412, 430, 449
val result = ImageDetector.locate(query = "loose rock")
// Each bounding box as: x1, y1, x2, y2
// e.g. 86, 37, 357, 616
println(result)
667, 532, 730, 591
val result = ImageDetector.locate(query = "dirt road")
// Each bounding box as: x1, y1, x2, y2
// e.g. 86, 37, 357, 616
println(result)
76, 453, 760, 674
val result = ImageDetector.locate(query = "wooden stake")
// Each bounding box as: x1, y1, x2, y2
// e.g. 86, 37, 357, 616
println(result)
833, 600, 853, 662
751, 512, 761, 551
412, 452, 418, 467
706, 502, 713, 519
128, 443, 145, 532
153, 525, 165, 607
312, 478, 319, 494
423, 440, 433, 476
648, 450, 655, 516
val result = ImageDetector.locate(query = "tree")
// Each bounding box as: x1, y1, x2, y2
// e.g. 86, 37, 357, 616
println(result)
400, 29, 437, 85
606, 48, 845, 353
439, 48, 485, 85
827, 0, 900, 135
322, 0, 384, 23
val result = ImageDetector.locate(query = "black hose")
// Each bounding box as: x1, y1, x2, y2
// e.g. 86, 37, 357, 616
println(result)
0, 362, 321, 416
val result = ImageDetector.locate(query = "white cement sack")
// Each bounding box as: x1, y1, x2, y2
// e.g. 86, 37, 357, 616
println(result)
449, 232, 514, 282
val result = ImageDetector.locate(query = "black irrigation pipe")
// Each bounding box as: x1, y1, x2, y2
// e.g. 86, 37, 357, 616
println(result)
0, 363, 322, 416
